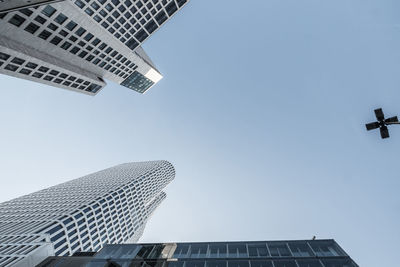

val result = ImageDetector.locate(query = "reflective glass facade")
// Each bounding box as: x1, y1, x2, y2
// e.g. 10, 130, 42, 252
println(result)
38, 240, 359, 267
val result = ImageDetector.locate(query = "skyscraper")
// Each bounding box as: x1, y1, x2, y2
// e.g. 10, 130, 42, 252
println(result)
0, 0, 189, 95
0, 160, 175, 267
37, 239, 359, 267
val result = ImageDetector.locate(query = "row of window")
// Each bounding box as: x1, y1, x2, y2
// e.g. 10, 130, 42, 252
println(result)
44, 179, 152, 256
0, 51, 102, 93
1, 5, 136, 79
73, 0, 187, 51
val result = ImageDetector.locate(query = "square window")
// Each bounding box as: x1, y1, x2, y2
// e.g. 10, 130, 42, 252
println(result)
69, 35, 78, 42
75, 27, 86, 36
47, 23, 58, 31
53, 78, 62, 84
86, 55, 95, 61
70, 47, 80, 54
41, 5, 56, 17
11, 57, 25, 65
19, 68, 32, 75
61, 41, 72, 50
85, 8, 94, 16
5, 64, 18, 71
34, 15, 46, 24
78, 51, 88, 58
91, 2, 100, 10
66, 21, 77, 31
9, 14, 26, 27
38, 30, 52, 40
50, 36, 62, 45
92, 38, 101, 46
24, 22, 40, 34
32, 72, 44, 78
59, 30, 68, 37
59, 73, 68, 78
38, 66, 49, 72
19, 8, 33, 17
74, 0, 85, 8
78, 41, 86, 47
26, 62, 38, 69
44, 75, 54, 81
63, 81, 71, 86
84, 33, 94, 41
54, 13, 67, 24
94, 15, 102, 22
50, 70, 59, 75
100, 10, 107, 17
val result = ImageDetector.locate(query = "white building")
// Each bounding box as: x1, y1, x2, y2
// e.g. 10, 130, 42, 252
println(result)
0, 0, 189, 95
0, 160, 175, 267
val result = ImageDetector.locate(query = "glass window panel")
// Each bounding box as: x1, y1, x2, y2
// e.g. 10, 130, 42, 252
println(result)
190, 244, 208, 258
273, 260, 297, 267
296, 259, 323, 267
288, 243, 313, 257
267, 243, 291, 257
228, 244, 247, 258
247, 243, 269, 257
185, 261, 205, 267
168, 262, 184, 267
309, 242, 343, 257
173, 244, 190, 258
208, 244, 227, 258
321, 259, 357, 267
228, 261, 249, 267
206, 260, 226, 267
249, 261, 273, 267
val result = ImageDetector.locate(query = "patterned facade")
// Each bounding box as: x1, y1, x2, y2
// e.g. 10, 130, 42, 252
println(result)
0, 0, 189, 95
38, 240, 359, 267
0, 160, 175, 267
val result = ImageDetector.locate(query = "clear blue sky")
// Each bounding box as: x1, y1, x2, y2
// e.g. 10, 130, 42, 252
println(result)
0, 1, 399, 266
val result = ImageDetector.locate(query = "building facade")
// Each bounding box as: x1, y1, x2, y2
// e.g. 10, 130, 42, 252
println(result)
0, 160, 175, 267
37, 240, 359, 267
0, 0, 189, 95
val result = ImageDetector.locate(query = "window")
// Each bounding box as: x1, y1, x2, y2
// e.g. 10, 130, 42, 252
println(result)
61, 42, 72, 50
228, 244, 247, 258
59, 30, 68, 37
228, 261, 249, 267
165, 1, 178, 16
50, 36, 63, 45
25, 23, 40, 34
38, 66, 49, 72
38, 30, 52, 40
54, 13, 67, 24
75, 27, 86, 36
173, 244, 190, 258
208, 244, 227, 258
5, 64, 18, 71
19, 68, 31, 75
309, 242, 343, 257
185, 261, 205, 267
248, 243, 269, 257
75, 0, 85, 8
26, 62, 38, 69
321, 259, 357, 267
9, 14, 26, 27
47, 23, 58, 31
249, 261, 273, 267
11, 57, 25, 65
207, 261, 227, 267
0, 52, 10, 61
34, 15, 46, 24
273, 261, 296, 267
268, 243, 291, 257
19, 8, 33, 17
288, 243, 312, 257
41, 5, 56, 17
190, 244, 208, 258
66, 21, 77, 31
296, 259, 323, 267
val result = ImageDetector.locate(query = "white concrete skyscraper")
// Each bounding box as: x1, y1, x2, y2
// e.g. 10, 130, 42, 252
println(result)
0, 0, 189, 95
0, 160, 175, 267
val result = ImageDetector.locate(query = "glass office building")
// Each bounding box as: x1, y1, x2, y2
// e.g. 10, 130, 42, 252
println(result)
37, 240, 359, 267
0, 161, 175, 267
0, 0, 189, 95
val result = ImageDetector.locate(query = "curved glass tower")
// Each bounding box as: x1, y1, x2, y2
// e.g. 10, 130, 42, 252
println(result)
0, 160, 175, 267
